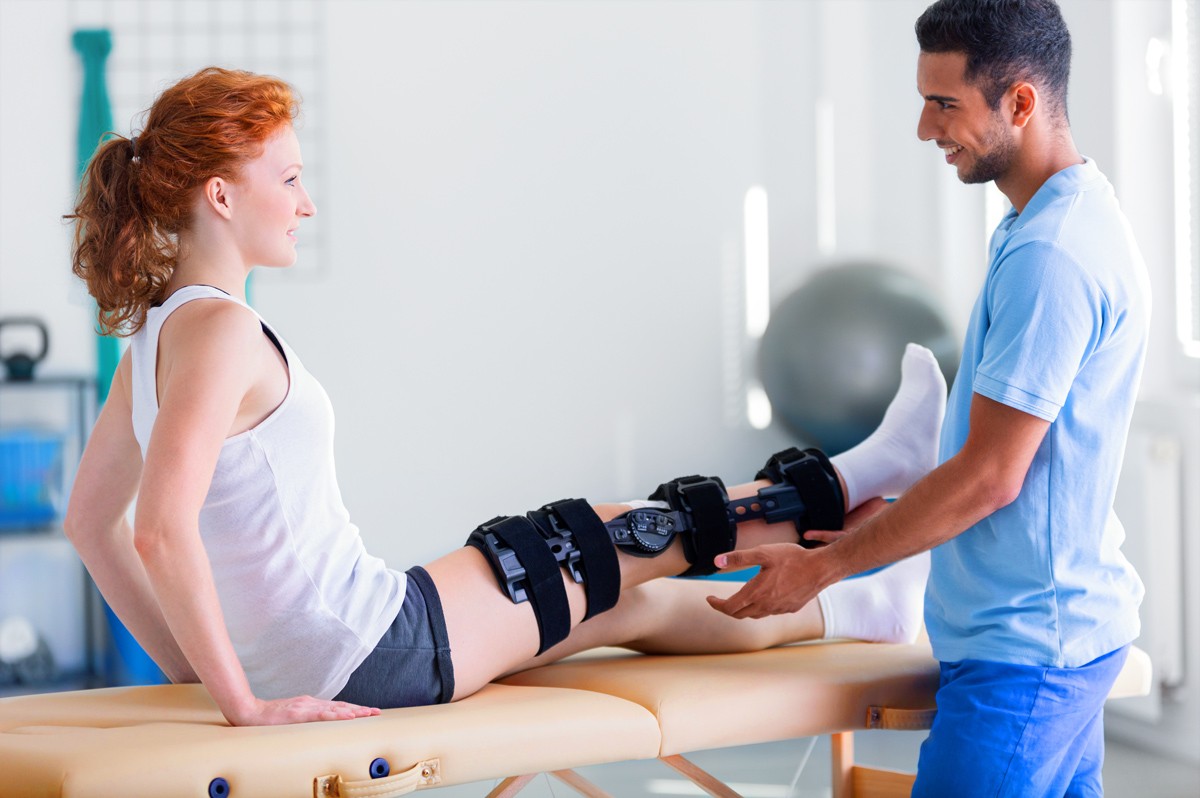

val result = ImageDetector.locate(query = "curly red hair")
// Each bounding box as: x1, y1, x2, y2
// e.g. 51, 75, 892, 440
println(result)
68, 67, 298, 336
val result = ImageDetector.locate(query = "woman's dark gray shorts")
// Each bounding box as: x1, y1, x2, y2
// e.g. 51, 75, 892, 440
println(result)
333, 566, 455, 708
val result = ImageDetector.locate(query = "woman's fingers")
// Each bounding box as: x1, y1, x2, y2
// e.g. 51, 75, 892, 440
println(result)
228, 696, 381, 726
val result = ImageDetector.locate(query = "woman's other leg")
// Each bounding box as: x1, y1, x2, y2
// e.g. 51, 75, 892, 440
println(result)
503, 502, 930, 677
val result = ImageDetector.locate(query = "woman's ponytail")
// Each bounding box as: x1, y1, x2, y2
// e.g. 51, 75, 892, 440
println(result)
68, 134, 173, 336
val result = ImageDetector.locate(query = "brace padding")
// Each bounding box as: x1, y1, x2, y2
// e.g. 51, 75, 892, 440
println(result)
466, 515, 571, 655
648, 475, 736, 577
756, 447, 846, 547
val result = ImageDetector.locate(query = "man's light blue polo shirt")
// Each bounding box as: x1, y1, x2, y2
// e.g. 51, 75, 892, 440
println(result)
926, 158, 1150, 668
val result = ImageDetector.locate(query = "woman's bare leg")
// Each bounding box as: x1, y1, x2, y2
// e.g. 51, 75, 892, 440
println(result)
502, 504, 924, 676
425, 479, 799, 699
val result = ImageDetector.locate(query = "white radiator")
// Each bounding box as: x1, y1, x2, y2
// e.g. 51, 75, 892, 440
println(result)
1109, 397, 1198, 723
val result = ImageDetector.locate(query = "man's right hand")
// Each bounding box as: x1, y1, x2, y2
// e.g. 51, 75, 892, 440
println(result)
802, 497, 891, 545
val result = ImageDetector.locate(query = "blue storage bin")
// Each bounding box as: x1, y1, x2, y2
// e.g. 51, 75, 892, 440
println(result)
101, 604, 167, 687
0, 429, 64, 530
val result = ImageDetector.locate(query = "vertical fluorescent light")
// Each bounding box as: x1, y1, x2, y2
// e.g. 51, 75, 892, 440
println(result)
1172, 0, 1198, 356
815, 97, 836, 256
744, 186, 772, 430
744, 186, 770, 338
746, 382, 773, 430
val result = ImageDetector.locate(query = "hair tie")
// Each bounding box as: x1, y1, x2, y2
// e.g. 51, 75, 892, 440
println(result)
130, 136, 140, 162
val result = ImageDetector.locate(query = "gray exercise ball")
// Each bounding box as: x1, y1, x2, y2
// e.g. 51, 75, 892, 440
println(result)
758, 263, 959, 454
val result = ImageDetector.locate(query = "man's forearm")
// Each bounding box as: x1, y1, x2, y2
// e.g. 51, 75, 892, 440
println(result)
820, 450, 1015, 582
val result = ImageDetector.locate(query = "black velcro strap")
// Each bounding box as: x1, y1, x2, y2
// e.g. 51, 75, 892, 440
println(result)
650, 475, 735, 576
547, 499, 620, 621
756, 447, 805, 483
679, 479, 735, 576
489, 516, 571, 655
756, 448, 846, 537
787, 448, 846, 531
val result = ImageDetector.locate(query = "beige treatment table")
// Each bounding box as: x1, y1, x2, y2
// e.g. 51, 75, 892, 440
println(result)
0, 640, 1152, 798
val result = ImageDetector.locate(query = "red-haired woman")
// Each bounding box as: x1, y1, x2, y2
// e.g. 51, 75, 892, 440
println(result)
66, 68, 944, 727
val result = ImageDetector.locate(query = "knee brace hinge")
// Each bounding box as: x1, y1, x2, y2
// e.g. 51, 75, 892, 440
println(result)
602, 475, 736, 577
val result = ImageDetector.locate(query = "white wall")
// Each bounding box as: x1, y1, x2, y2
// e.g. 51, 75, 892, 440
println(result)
1, 0, 1197, 758
295, 0, 784, 564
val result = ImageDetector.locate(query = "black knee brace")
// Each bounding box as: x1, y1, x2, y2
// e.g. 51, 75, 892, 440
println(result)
603, 475, 736, 577
602, 448, 844, 577
466, 449, 843, 651
465, 498, 620, 655
743, 447, 846, 548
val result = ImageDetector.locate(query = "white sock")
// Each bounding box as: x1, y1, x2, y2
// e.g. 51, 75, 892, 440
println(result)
816, 551, 930, 644
830, 343, 947, 508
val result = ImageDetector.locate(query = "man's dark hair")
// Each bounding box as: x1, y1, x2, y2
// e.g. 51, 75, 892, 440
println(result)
915, 0, 1072, 120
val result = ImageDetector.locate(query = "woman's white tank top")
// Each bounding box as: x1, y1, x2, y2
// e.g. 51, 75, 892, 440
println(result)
129, 285, 406, 700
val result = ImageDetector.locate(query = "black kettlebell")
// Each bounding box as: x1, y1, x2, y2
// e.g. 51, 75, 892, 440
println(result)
0, 317, 50, 381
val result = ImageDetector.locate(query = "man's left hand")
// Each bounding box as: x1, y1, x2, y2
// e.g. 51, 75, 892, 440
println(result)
705, 543, 831, 619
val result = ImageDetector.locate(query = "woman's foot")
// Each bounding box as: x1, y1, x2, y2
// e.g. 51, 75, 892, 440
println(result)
816, 550, 930, 644
830, 343, 947, 508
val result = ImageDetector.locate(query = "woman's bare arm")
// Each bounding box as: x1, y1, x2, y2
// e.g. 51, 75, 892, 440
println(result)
64, 353, 197, 683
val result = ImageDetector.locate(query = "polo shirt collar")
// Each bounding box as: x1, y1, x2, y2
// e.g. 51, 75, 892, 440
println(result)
1004, 157, 1105, 232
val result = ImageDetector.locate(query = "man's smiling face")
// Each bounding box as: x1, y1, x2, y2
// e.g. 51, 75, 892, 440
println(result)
916, 50, 1019, 185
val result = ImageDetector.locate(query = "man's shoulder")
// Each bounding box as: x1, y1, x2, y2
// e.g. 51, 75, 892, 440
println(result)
1001, 187, 1133, 275
1019, 175, 1124, 241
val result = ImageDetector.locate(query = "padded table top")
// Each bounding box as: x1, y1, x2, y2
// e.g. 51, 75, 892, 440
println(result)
0, 640, 1151, 797
501, 640, 941, 755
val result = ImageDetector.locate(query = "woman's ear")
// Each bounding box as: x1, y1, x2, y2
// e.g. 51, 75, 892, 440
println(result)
202, 176, 234, 220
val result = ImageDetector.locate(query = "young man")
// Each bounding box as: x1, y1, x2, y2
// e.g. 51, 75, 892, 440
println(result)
709, 1, 1150, 794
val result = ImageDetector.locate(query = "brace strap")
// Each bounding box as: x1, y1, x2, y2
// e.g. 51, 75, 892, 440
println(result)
533, 499, 620, 621
478, 515, 571, 655
752, 447, 846, 546
648, 475, 735, 576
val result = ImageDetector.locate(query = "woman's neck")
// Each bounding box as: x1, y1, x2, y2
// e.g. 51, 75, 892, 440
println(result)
168, 235, 251, 302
